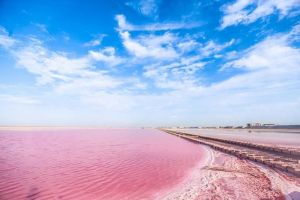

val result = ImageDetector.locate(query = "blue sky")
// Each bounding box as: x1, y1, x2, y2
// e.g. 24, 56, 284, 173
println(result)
0, 0, 300, 126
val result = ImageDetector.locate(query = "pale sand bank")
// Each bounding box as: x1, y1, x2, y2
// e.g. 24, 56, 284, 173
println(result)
160, 146, 300, 200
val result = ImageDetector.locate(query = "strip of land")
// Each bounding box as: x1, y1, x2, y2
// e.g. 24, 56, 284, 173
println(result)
160, 129, 300, 177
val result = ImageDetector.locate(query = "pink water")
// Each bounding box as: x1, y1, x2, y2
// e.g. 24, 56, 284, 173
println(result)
0, 128, 206, 200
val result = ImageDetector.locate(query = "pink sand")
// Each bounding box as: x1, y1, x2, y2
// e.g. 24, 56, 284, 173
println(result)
0, 128, 206, 200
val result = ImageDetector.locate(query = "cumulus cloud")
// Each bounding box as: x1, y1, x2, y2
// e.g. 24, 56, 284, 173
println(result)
119, 31, 178, 59
220, 0, 300, 29
13, 40, 124, 86
0, 28, 140, 101
216, 26, 300, 107
0, 29, 127, 96
140, 24, 300, 125
223, 34, 300, 71
115, 15, 236, 91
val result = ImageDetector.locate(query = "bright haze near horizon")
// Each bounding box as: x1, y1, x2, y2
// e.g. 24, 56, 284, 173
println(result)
0, 0, 300, 127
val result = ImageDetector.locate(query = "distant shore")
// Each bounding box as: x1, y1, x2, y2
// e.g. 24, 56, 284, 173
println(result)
173, 127, 300, 134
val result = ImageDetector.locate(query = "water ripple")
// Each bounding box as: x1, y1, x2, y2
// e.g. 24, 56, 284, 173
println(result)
0, 128, 205, 199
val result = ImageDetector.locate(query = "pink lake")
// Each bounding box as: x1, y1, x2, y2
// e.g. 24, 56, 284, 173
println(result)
0, 128, 206, 200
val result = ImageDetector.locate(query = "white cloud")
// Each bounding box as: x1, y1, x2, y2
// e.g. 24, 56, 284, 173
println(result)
223, 34, 300, 71
84, 34, 106, 47
139, 0, 158, 17
220, 0, 300, 29
115, 14, 201, 31
216, 27, 300, 105
1, 22, 300, 126
0, 28, 142, 112
0, 27, 16, 48
116, 14, 206, 62
120, 31, 178, 59
84, 39, 101, 47
200, 39, 235, 56
177, 39, 199, 53
0, 37, 126, 99
14, 42, 90, 84
139, 25, 300, 125
126, 0, 159, 18
143, 56, 206, 90
89, 47, 123, 66
290, 22, 300, 41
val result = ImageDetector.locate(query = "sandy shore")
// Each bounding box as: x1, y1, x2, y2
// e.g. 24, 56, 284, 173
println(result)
159, 145, 300, 200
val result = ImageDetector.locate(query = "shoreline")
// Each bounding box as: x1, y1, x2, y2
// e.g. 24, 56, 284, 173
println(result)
160, 144, 300, 200
158, 146, 213, 200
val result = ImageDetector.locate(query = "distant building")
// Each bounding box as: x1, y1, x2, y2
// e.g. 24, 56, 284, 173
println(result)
263, 124, 276, 127
235, 126, 244, 129
246, 123, 262, 128
219, 126, 234, 129
184, 126, 199, 129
